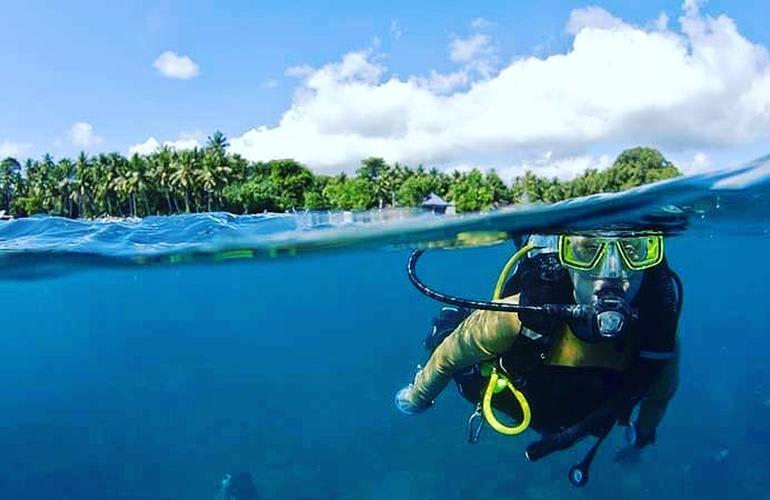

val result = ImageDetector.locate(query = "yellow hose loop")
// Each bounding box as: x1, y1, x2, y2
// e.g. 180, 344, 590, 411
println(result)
482, 367, 532, 436
493, 243, 536, 300
482, 241, 535, 436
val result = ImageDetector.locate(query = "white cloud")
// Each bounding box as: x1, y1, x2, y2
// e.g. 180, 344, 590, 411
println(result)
153, 51, 200, 80
447, 31, 498, 78
683, 0, 705, 18
413, 70, 469, 94
449, 153, 612, 183
69, 122, 103, 148
128, 130, 203, 156
217, 3, 770, 176
398, 32, 497, 96
497, 154, 613, 182
0, 141, 31, 159
389, 20, 403, 40
471, 18, 494, 30
650, 12, 670, 31
680, 151, 714, 174
566, 6, 628, 35
299, 50, 384, 86
171, 130, 204, 149
449, 33, 492, 63
129, 137, 161, 156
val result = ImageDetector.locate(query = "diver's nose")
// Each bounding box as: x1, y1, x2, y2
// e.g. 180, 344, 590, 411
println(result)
598, 243, 623, 279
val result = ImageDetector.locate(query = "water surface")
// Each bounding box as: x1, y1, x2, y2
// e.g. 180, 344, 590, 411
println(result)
1, 156, 769, 499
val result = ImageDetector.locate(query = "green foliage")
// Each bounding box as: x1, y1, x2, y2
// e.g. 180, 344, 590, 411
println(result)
223, 178, 280, 213
3, 139, 681, 218
486, 170, 512, 205
0, 157, 23, 213
396, 174, 434, 207
448, 169, 494, 212
265, 159, 315, 211
322, 175, 375, 210
302, 176, 331, 210
608, 147, 680, 189
508, 147, 681, 205
394, 166, 444, 207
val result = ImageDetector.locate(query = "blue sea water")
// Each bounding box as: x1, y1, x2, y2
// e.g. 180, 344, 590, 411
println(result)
1, 157, 770, 500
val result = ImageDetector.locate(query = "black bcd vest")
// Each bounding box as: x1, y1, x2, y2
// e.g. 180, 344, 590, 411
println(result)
428, 251, 682, 435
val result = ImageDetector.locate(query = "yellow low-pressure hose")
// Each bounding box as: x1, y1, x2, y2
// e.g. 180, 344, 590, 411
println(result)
493, 243, 535, 300
481, 241, 536, 436
482, 366, 532, 435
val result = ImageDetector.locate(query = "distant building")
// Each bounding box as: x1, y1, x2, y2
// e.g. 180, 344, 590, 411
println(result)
421, 193, 454, 215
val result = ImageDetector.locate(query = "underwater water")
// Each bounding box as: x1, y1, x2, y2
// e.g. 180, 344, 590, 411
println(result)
1, 157, 770, 500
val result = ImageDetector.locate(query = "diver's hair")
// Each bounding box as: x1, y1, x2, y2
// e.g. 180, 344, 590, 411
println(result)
502, 252, 573, 335
633, 258, 681, 352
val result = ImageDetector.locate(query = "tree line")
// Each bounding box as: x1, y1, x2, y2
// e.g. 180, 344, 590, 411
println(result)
0, 131, 681, 218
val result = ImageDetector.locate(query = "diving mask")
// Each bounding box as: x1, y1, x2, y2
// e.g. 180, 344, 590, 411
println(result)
558, 234, 664, 341
406, 232, 666, 344
558, 234, 664, 272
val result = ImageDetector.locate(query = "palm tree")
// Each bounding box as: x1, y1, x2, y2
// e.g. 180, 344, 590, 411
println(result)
55, 158, 76, 217
71, 152, 94, 218
170, 149, 198, 212
197, 157, 218, 212
99, 153, 127, 216
199, 148, 234, 211
40, 154, 59, 213
206, 130, 229, 155
148, 147, 177, 214
121, 154, 150, 217
0, 157, 22, 213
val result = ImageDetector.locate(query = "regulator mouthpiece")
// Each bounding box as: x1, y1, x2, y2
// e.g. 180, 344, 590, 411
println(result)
587, 284, 635, 340
596, 310, 625, 338
405, 249, 638, 343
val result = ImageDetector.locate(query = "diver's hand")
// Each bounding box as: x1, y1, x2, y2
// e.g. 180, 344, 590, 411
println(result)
394, 384, 432, 415
614, 422, 656, 464
626, 421, 656, 448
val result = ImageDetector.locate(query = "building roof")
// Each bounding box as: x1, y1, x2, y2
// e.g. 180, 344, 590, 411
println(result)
421, 193, 450, 207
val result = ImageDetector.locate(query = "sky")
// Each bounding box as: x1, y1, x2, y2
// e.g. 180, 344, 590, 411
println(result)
1, 0, 769, 180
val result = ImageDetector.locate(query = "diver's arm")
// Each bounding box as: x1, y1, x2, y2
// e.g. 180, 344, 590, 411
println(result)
630, 341, 680, 447
397, 295, 522, 413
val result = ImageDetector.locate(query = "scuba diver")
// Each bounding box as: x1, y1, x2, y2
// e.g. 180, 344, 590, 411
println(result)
395, 232, 682, 486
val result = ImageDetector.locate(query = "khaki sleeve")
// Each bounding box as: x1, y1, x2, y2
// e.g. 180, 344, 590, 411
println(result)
404, 295, 522, 408
635, 339, 680, 439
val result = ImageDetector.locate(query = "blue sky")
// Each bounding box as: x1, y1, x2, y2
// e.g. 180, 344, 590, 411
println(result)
1, 0, 769, 178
